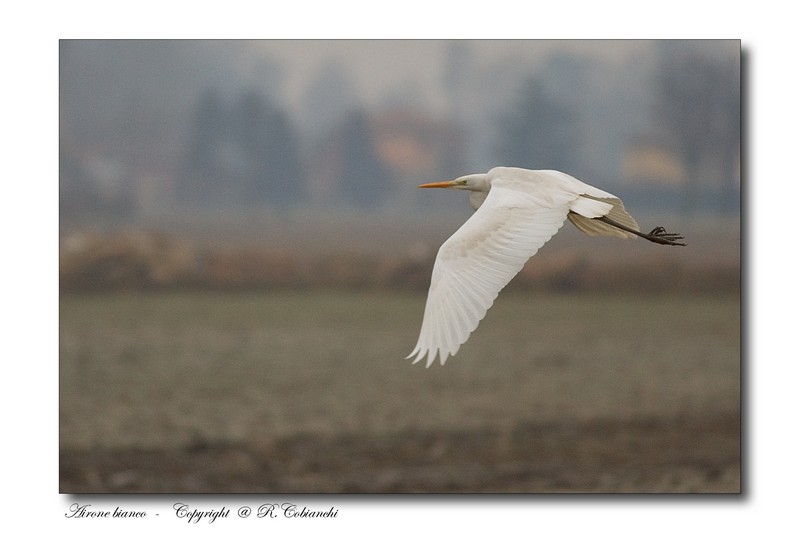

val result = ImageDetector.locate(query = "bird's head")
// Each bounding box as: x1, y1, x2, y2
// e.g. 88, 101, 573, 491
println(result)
418, 173, 489, 192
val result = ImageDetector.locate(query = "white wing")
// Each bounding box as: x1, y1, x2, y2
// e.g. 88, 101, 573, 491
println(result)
407, 178, 574, 367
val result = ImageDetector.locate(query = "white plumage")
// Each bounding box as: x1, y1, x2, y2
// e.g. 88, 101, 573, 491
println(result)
407, 166, 647, 368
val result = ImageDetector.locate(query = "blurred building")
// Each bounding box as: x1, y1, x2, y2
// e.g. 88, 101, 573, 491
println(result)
373, 109, 466, 182
622, 134, 686, 187
306, 107, 467, 210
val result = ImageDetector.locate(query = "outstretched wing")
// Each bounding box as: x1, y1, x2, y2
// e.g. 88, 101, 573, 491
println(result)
407, 179, 573, 367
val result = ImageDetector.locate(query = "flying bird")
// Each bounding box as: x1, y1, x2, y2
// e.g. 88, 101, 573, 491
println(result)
407, 166, 685, 368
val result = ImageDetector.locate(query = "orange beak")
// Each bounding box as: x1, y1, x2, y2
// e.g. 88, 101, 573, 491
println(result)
418, 180, 458, 188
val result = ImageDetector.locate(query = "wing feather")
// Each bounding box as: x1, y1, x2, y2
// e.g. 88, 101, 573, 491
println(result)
408, 181, 571, 367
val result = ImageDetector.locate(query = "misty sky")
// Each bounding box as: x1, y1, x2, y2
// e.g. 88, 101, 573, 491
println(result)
59, 39, 740, 225
247, 40, 658, 115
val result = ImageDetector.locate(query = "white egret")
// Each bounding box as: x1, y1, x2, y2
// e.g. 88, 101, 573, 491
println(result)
407, 166, 685, 368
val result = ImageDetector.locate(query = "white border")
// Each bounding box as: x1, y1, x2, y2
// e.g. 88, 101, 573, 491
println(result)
5, 1, 796, 530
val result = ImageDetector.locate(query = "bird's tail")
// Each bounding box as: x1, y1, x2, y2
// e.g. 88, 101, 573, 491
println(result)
567, 195, 639, 239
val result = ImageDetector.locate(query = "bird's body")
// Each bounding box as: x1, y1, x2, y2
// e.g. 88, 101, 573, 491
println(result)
408, 167, 684, 368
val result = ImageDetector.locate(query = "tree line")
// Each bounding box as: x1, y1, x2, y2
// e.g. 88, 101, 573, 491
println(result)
176, 88, 397, 210
61, 45, 739, 220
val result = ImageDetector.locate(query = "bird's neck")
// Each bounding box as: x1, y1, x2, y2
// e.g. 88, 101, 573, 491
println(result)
469, 190, 489, 210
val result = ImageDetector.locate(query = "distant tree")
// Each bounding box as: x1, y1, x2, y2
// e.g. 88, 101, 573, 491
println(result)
181, 87, 305, 208
234, 90, 304, 206
60, 148, 101, 220
59, 145, 135, 221
494, 76, 580, 172
180, 88, 227, 206
336, 110, 393, 208
654, 44, 740, 213
302, 60, 358, 139
442, 40, 473, 119
263, 105, 305, 206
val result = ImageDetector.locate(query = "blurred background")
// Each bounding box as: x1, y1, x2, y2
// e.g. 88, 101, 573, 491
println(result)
59, 40, 740, 493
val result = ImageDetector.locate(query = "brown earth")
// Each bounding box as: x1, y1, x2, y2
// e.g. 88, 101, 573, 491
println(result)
60, 290, 740, 495
61, 413, 740, 494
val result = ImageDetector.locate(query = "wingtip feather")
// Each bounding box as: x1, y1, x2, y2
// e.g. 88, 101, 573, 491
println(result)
407, 346, 457, 368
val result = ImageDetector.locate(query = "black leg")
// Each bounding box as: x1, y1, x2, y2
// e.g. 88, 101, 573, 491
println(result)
598, 216, 686, 246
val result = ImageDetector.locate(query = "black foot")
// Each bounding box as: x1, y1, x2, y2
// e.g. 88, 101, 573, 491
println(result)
645, 226, 686, 246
